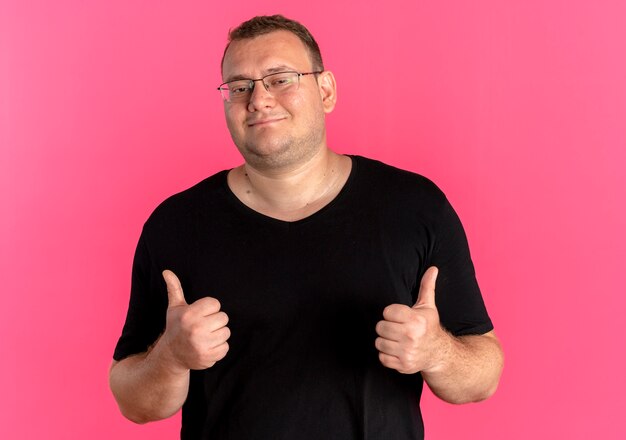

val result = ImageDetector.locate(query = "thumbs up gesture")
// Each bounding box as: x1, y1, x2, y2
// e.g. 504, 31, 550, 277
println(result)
160, 270, 230, 371
375, 267, 447, 375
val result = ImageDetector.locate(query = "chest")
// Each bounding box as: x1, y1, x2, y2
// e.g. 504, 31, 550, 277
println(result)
170, 210, 428, 332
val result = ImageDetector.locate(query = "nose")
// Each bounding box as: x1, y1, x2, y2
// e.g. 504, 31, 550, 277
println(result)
247, 79, 275, 111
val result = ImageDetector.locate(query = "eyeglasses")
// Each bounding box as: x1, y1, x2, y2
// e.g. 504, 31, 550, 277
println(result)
217, 71, 322, 103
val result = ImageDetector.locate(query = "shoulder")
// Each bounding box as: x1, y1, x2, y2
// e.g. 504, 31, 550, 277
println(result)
350, 155, 448, 206
143, 170, 230, 232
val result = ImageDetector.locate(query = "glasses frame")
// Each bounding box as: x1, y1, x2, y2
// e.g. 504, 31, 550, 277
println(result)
217, 71, 323, 103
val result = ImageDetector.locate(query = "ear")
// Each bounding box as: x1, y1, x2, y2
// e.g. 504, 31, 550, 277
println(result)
317, 70, 337, 114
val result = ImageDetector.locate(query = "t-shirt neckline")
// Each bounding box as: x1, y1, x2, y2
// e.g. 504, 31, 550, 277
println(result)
221, 155, 359, 226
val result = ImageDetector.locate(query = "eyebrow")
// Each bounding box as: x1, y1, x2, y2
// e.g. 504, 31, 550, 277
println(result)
223, 65, 297, 83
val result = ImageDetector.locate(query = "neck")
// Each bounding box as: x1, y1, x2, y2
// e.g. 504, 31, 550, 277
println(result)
228, 147, 351, 221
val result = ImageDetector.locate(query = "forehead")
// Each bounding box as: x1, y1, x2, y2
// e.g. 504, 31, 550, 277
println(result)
222, 30, 313, 80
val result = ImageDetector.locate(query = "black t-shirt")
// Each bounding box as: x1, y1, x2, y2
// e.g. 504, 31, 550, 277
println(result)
114, 155, 493, 439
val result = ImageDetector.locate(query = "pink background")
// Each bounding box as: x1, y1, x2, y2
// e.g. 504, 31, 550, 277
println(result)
2, 1, 625, 438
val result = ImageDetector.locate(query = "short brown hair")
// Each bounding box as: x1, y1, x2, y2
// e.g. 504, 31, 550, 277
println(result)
221, 15, 324, 72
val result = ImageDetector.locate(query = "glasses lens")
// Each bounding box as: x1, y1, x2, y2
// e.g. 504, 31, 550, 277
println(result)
264, 72, 299, 93
223, 80, 252, 102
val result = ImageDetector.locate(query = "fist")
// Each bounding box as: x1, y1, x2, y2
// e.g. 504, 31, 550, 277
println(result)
161, 270, 230, 371
375, 267, 446, 374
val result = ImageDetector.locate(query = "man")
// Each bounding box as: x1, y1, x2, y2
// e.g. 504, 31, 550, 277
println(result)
110, 15, 503, 439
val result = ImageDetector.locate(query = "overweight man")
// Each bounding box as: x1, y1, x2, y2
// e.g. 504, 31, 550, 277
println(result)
110, 14, 504, 440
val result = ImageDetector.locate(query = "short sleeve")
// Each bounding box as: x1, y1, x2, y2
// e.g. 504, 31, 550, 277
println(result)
426, 195, 493, 336
113, 231, 168, 361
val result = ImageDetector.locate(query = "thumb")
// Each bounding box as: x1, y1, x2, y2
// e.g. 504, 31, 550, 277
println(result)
413, 266, 438, 308
162, 270, 188, 307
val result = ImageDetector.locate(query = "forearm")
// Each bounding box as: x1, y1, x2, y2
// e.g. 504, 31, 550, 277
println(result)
109, 337, 190, 423
421, 330, 503, 404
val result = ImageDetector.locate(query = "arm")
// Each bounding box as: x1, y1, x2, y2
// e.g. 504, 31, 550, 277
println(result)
109, 338, 191, 423
375, 267, 504, 404
420, 330, 503, 403
109, 270, 230, 423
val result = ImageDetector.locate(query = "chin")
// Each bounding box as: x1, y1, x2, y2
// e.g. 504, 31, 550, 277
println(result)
244, 144, 319, 171
234, 128, 324, 170
243, 138, 285, 155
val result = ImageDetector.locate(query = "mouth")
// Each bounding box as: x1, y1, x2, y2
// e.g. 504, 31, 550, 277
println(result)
247, 117, 286, 127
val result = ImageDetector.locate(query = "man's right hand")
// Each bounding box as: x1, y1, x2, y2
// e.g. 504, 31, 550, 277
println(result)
161, 270, 230, 371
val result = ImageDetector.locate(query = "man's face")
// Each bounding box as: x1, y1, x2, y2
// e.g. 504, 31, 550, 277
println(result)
221, 30, 335, 170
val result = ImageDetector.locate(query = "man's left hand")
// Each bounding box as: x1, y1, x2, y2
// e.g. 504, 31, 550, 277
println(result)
375, 266, 449, 374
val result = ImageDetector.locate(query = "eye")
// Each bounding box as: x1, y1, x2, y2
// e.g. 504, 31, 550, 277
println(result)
269, 74, 294, 88
228, 82, 250, 95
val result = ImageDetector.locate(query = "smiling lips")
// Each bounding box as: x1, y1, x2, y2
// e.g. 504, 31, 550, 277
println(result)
247, 116, 286, 127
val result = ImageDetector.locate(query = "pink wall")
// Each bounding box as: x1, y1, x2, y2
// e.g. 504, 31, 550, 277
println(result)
2, 1, 625, 438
